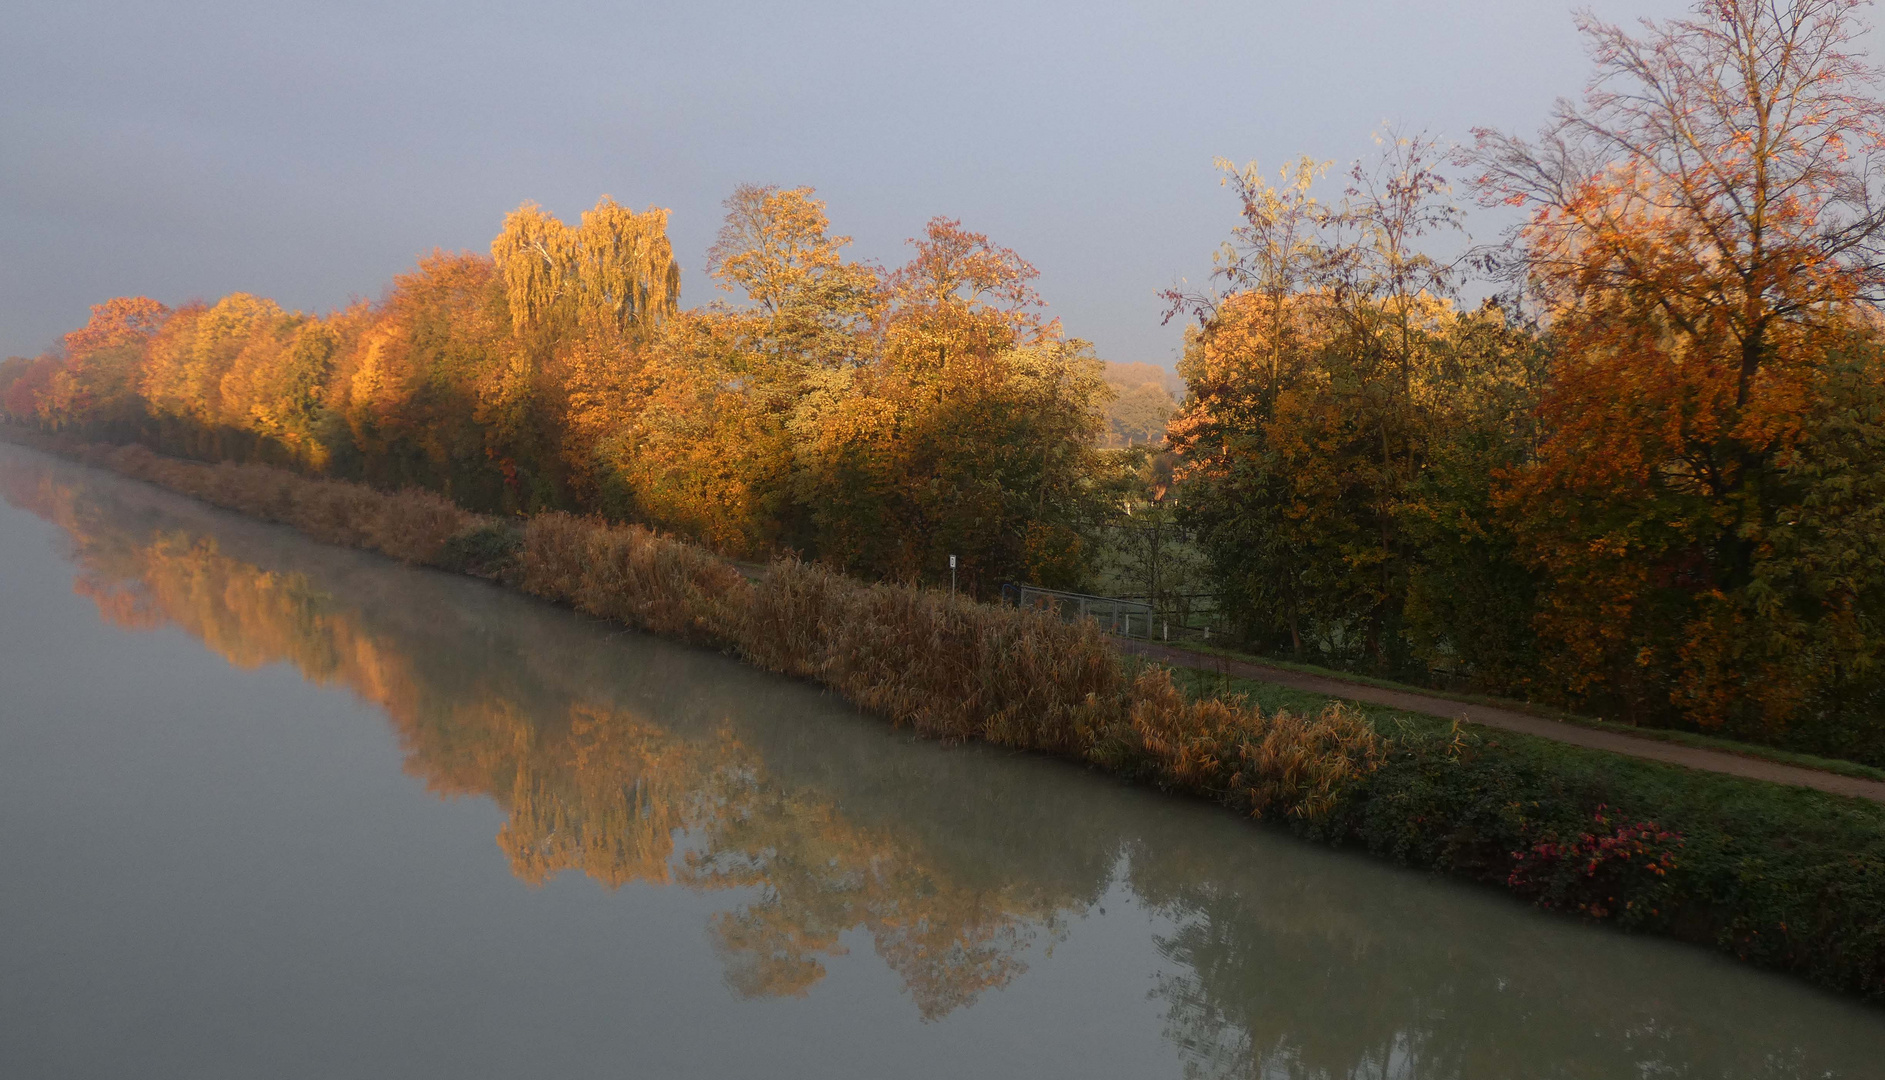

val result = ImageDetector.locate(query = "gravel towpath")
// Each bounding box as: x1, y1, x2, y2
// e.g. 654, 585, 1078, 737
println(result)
1118, 640, 1885, 804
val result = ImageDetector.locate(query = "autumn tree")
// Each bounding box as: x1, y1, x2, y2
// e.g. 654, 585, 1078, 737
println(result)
491, 197, 680, 342
707, 184, 880, 368
1168, 136, 1538, 671
61, 296, 171, 357
1, 355, 61, 424
1104, 382, 1175, 446
334, 252, 527, 505
577, 186, 877, 553
1164, 157, 1328, 652
487, 197, 683, 509
601, 307, 797, 553
39, 297, 173, 433
219, 319, 342, 467
792, 216, 1107, 590
0, 298, 174, 433
1471, 0, 1885, 729
141, 294, 289, 457
0, 356, 31, 415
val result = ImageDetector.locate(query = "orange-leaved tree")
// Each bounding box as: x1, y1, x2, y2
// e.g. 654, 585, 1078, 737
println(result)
2, 355, 61, 424
1471, 0, 1885, 730
141, 294, 291, 458
45, 297, 172, 433
577, 186, 878, 554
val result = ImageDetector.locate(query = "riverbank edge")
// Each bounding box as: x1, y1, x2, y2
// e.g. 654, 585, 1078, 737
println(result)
7, 426, 1885, 1003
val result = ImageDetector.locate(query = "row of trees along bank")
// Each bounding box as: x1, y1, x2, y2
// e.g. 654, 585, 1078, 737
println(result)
1161, 0, 1885, 762
5, 0, 1885, 762
1, 191, 1107, 597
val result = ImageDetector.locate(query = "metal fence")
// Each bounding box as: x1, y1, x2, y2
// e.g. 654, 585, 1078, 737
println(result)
1001, 583, 1221, 643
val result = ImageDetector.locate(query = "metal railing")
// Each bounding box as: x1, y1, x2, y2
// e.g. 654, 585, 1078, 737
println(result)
1001, 583, 1222, 643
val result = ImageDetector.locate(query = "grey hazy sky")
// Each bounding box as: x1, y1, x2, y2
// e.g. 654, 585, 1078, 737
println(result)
3, 0, 1700, 366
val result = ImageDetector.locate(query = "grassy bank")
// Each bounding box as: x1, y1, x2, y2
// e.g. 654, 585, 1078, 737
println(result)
1170, 668, 1885, 997
9, 427, 1885, 1002
1178, 642, 1885, 785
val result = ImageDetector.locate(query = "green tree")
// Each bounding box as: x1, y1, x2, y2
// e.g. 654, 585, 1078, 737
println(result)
1105, 382, 1175, 446
1168, 137, 1525, 671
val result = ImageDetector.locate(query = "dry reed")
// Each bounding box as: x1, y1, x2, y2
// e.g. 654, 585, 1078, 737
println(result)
737, 559, 1120, 752
516, 512, 751, 647
1120, 666, 1381, 819
9, 429, 1381, 821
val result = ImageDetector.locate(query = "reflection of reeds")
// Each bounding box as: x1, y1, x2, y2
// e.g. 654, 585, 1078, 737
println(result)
23, 434, 1382, 822
73, 442, 474, 564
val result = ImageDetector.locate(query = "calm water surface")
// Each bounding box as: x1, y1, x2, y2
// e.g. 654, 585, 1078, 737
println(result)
2, 443, 1882, 1079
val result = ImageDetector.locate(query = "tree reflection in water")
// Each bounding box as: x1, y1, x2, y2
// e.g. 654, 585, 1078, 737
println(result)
5, 447, 1883, 1076
1, 461, 1084, 1021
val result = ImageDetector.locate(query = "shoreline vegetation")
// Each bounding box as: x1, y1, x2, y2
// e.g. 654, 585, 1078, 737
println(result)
6, 0, 1885, 1010
9, 427, 1885, 1003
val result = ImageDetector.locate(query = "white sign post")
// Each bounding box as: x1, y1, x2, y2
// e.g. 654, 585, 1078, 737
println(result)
949, 554, 957, 599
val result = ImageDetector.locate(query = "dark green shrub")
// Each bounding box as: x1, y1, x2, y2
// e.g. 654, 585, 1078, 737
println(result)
437, 521, 525, 580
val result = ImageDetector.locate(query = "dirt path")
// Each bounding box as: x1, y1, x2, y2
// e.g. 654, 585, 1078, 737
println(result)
1119, 640, 1885, 804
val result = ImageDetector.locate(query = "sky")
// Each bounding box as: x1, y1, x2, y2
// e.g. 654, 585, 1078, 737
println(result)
2, 0, 1704, 368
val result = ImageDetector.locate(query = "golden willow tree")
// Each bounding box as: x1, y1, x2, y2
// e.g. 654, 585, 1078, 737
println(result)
491, 197, 680, 340
1470, 0, 1885, 730
481, 197, 683, 510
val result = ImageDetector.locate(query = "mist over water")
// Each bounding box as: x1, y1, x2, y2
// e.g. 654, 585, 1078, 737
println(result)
2, 442, 1881, 1079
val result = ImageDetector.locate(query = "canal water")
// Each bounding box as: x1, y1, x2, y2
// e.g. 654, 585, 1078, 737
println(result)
2, 442, 1881, 1079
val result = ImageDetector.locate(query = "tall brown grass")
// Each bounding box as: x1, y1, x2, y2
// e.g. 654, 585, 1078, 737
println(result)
737, 558, 1120, 752
517, 511, 751, 648
7, 428, 1380, 821
1121, 667, 1382, 819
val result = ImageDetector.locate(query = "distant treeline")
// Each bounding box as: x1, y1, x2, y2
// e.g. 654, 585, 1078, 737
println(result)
2, 189, 1109, 597
1098, 360, 1178, 447
7, 0, 1885, 757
